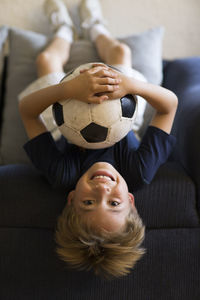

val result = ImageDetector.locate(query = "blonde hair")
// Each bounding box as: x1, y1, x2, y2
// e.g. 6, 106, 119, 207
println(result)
55, 202, 145, 279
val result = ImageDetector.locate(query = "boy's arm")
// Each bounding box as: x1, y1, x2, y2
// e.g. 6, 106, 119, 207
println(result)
19, 83, 65, 140
107, 74, 178, 134
19, 66, 121, 139
134, 80, 178, 134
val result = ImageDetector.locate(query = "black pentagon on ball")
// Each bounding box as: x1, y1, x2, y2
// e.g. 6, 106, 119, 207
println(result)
120, 94, 137, 118
52, 102, 64, 126
81, 122, 108, 143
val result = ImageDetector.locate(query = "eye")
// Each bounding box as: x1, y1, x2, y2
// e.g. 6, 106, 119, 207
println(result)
83, 200, 94, 205
110, 201, 120, 206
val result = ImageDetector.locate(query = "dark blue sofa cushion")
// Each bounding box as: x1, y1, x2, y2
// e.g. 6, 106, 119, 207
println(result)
163, 57, 200, 213
0, 227, 200, 300
0, 163, 199, 230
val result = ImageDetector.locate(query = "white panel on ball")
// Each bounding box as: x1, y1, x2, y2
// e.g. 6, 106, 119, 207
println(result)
108, 119, 133, 143
91, 99, 121, 127
61, 99, 92, 131
59, 125, 87, 148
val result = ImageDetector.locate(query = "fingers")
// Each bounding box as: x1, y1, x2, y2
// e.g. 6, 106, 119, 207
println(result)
102, 92, 117, 101
79, 65, 106, 74
86, 86, 119, 104
88, 65, 119, 78
90, 71, 121, 101
97, 77, 121, 85
87, 90, 119, 104
89, 67, 121, 93
89, 95, 109, 104
95, 68, 119, 79
79, 68, 88, 74
77, 64, 122, 104
92, 63, 107, 68
84, 66, 121, 92
94, 83, 120, 94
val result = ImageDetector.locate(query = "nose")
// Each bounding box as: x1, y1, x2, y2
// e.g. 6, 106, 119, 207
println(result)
94, 182, 111, 193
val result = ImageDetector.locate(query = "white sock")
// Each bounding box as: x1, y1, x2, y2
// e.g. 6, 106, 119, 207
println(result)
54, 25, 74, 43
90, 23, 111, 42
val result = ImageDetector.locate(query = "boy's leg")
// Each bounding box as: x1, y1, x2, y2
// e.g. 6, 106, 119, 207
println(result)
19, 36, 71, 139
37, 0, 75, 77
80, 0, 132, 67
19, 0, 75, 99
94, 34, 132, 67
19, 0, 75, 139
36, 36, 71, 77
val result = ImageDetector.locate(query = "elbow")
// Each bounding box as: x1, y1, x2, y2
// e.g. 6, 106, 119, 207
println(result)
168, 91, 178, 114
18, 98, 29, 122
18, 98, 32, 125
18, 96, 33, 120
172, 91, 178, 109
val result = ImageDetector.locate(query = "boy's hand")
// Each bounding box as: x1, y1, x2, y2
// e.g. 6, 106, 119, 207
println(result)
64, 65, 122, 104
104, 72, 138, 100
89, 65, 139, 101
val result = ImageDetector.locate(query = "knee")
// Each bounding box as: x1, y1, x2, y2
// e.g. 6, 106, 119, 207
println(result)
36, 51, 52, 69
111, 43, 132, 59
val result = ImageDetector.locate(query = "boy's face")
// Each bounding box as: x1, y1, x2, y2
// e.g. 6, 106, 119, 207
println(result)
68, 162, 136, 232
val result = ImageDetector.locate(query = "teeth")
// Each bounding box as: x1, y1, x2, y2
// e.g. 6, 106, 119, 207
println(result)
93, 175, 112, 181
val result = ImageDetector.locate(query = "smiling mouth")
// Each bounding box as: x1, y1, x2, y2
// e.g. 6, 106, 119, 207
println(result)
91, 171, 115, 181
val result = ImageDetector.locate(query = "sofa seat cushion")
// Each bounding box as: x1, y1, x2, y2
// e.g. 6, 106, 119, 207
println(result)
0, 162, 199, 229
135, 162, 200, 229
0, 227, 200, 300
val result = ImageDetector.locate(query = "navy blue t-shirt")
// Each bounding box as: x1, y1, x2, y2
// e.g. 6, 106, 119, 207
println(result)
24, 126, 176, 192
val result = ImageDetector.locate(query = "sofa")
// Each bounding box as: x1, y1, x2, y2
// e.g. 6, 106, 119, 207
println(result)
0, 25, 200, 300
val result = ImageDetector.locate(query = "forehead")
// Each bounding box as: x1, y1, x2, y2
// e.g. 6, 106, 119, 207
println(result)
82, 212, 126, 232
78, 206, 130, 232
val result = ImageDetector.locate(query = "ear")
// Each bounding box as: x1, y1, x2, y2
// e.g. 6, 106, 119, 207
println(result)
128, 193, 135, 206
67, 190, 75, 204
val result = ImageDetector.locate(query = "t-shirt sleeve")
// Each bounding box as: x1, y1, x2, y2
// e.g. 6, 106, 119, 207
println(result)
120, 126, 176, 191
24, 132, 79, 188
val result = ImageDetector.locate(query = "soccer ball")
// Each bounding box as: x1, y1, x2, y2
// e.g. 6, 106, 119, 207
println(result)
52, 63, 138, 149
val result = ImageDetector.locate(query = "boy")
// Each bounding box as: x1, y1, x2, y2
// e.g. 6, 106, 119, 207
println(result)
18, 0, 178, 278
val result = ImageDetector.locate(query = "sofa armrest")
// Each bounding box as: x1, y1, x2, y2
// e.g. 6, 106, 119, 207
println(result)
162, 57, 200, 210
